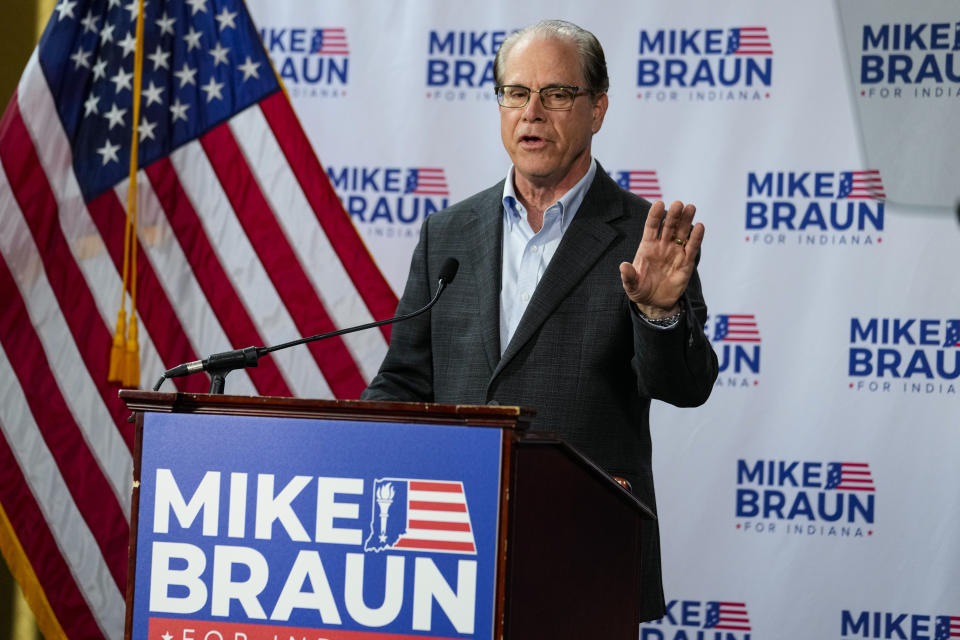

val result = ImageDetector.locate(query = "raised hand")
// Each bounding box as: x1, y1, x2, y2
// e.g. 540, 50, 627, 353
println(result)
619, 200, 705, 318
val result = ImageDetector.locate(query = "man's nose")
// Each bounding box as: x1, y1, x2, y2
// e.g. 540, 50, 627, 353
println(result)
522, 91, 547, 120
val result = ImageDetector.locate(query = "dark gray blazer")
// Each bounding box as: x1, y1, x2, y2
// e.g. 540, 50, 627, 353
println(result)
362, 167, 718, 622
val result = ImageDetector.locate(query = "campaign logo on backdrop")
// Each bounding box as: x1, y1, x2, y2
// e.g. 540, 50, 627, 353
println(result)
744, 169, 886, 247
707, 313, 762, 389
612, 169, 663, 200
259, 26, 349, 98
839, 610, 960, 639
848, 317, 960, 397
327, 165, 451, 239
364, 479, 476, 554
857, 21, 960, 101
426, 28, 512, 102
636, 26, 773, 103
735, 459, 876, 538
641, 599, 752, 639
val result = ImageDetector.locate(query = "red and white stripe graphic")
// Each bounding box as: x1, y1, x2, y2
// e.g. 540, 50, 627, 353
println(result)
394, 480, 477, 554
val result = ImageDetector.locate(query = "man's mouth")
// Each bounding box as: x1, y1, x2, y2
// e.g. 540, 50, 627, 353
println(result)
519, 135, 546, 147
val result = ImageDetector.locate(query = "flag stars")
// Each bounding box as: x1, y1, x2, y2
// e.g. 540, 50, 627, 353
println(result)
124, 0, 143, 21
173, 62, 197, 88
237, 56, 260, 81
118, 31, 137, 57
139, 116, 157, 142
155, 12, 175, 36
54, 0, 77, 21
185, 0, 206, 15
92, 58, 109, 81
83, 94, 100, 117
208, 42, 230, 66
107, 0, 121, 7
147, 44, 171, 71
100, 22, 115, 44
80, 10, 99, 33
141, 80, 164, 106
214, 6, 237, 31
169, 98, 189, 122
182, 26, 202, 51
110, 67, 133, 93
103, 102, 127, 129
70, 48, 92, 69
200, 76, 225, 102
97, 139, 121, 165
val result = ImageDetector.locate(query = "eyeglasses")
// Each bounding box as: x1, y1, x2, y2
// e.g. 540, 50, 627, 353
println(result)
494, 85, 592, 110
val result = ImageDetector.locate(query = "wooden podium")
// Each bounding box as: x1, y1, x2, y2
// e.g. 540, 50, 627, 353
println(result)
121, 391, 656, 640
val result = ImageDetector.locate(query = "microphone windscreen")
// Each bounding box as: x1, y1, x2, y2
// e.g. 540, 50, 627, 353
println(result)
438, 257, 459, 284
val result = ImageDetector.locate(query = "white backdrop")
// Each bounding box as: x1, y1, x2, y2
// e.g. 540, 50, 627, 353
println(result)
246, 1, 960, 637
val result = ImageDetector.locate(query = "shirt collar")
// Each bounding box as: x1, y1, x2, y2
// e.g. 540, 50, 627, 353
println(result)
501, 157, 598, 231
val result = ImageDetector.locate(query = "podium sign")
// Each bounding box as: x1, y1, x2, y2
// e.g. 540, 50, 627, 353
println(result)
130, 412, 504, 639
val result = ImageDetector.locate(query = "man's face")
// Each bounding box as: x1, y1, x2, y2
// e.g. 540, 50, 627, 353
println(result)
499, 36, 607, 191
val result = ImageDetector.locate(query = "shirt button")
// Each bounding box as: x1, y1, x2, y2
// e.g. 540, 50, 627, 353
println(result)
530, 245, 539, 252
521, 292, 530, 302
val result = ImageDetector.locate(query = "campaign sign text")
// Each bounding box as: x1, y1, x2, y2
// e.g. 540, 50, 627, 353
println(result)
130, 413, 503, 639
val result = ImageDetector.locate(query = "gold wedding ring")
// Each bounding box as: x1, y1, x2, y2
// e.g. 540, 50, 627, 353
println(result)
674, 237, 686, 247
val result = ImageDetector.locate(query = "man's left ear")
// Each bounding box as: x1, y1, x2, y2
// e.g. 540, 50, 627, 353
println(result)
592, 92, 609, 133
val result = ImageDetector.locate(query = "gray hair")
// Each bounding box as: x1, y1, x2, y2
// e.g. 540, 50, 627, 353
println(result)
493, 20, 609, 95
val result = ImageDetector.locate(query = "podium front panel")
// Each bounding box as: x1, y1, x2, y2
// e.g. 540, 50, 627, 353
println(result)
129, 412, 504, 640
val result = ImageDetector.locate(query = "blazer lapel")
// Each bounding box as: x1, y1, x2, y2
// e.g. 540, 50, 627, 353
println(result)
493, 170, 625, 379
461, 184, 505, 374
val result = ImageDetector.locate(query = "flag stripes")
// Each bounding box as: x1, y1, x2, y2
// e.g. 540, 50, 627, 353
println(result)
85, 189, 211, 394
200, 122, 368, 397
0, 101, 134, 447
0, 353, 123, 638
0, 251, 130, 592
165, 140, 334, 398
259, 93, 398, 340
0, 3, 399, 635
144, 157, 291, 396
231, 105, 387, 382
396, 481, 477, 553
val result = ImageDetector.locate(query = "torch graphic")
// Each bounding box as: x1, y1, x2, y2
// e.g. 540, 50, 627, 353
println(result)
376, 482, 395, 543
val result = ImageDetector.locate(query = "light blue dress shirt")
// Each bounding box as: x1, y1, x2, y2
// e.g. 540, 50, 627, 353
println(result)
499, 158, 598, 355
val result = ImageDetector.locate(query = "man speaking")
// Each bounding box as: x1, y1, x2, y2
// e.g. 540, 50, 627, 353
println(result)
362, 19, 718, 621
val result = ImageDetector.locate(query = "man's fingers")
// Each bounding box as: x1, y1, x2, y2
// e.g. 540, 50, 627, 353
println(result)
659, 200, 686, 241
643, 200, 666, 239
678, 203, 697, 233
619, 260, 638, 286
684, 222, 706, 255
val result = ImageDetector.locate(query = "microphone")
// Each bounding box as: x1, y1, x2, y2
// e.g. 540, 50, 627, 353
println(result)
153, 257, 460, 393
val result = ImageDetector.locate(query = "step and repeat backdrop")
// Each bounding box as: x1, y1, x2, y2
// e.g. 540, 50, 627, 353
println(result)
243, 1, 959, 638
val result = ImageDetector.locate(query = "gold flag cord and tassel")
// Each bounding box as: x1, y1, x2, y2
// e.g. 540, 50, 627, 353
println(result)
107, 0, 145, 388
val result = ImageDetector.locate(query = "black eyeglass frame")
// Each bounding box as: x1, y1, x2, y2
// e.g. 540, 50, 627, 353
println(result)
494, 84, 595, 110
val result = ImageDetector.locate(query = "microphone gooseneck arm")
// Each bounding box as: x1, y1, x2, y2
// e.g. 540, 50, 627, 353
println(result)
151, 257, 459, 393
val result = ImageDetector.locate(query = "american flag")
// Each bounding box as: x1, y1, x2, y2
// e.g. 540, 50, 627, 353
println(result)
934, 615, 960, 640
837, 170, 886, 201
943, 319, 960, 347
704, 601, 751, 632
310, 27, 349, 55
365, 479, 477, 554
615, 170, 662, 200
404, 167, 449, 196
712, 314, 761, 342
825, 462, 875, 492
725, 27, 773, 55
0, 0, 396, 637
